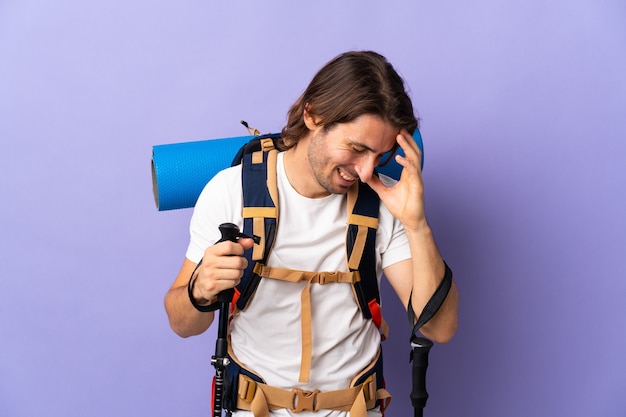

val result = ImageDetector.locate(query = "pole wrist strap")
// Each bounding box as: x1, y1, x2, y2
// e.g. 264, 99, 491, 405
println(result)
407, 261, 453, 335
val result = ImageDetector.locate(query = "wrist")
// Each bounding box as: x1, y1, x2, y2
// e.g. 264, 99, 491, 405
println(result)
403, 218, 431, 236
193, 293, 215, 306
187, 268, 219, 312
190, 280, 213, 305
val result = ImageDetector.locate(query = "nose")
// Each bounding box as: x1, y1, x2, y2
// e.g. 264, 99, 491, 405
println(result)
354, 154, 379, 183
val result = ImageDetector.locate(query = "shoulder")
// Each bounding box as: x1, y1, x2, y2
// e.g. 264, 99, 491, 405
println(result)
193, 164, 243, 224
187, 165, 244, 261
192, 165, 243, 227
196, 165, 242, 200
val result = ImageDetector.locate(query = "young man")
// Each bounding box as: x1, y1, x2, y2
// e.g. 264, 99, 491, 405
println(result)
164, 51, 458, 417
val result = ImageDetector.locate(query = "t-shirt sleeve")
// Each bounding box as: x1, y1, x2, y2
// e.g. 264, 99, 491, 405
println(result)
377, 174, 411, 270
185, 165, 243, 263
380, 216, 410, 270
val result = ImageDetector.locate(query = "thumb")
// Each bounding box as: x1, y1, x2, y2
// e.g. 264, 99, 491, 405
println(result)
238, 237, 256, 250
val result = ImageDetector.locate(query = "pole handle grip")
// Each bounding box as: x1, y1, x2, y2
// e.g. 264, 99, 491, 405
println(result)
410, 336, 433, 411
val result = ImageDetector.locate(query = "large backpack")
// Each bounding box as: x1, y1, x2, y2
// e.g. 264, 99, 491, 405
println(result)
175, 129, 453, 416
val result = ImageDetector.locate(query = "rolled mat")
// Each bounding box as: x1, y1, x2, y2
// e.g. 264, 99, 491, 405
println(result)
152, 130, 424, 211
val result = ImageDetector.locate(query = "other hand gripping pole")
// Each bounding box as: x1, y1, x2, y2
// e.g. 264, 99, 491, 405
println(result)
212, 223, 260, 417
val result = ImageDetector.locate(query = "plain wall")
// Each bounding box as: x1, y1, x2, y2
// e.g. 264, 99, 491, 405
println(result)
1, 1, 625, 416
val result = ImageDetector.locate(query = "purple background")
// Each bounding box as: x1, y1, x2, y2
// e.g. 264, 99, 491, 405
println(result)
1, 1, 625, 416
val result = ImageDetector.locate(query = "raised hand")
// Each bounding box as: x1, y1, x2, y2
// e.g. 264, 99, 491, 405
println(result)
365, 129, 427, 231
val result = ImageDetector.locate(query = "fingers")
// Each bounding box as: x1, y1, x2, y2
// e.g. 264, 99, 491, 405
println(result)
366, 130, 421, 196
395, 130, 422, 170
193, 240, 252, 301
237, 237, 256, 250
211, 239, 247, 256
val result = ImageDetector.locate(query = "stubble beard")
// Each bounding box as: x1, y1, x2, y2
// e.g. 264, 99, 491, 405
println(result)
307, 132, 347, 195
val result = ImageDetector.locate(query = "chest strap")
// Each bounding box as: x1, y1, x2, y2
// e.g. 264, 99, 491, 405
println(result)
248, 263, 389, 384
253, 264, 359, 284
250, 263, 361, 383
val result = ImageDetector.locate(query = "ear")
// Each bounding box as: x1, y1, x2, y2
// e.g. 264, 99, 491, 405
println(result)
303, 104, 319, 130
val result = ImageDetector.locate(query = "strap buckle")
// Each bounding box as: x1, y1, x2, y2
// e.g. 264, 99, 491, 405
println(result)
259, 137, 276, 152
318, 271, 338, 284
291, 388, 320, 413
362, 375, 375, 403
238, 376, 257, 403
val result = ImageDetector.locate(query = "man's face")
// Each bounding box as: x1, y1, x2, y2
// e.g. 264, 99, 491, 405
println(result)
307, 114, 398, 195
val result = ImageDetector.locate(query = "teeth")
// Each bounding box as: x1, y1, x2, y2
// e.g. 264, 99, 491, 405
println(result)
339, 169, 355, 181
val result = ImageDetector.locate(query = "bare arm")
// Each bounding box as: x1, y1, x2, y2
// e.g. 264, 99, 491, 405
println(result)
384, 242, 459, 343
366, 130, 459, 343
164, 238, 254, 338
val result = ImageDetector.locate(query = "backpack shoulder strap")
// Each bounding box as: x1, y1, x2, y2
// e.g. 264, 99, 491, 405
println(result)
347, 179, 388, 338
232, 134, 280, 311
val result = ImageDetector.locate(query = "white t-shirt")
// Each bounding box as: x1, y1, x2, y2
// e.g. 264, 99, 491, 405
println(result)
186, 152, 410, 417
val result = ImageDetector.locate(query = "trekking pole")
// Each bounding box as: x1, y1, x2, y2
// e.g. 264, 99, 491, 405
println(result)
410, 336, 433, 417
407, 262, 453, 416
211, 223, 259, 417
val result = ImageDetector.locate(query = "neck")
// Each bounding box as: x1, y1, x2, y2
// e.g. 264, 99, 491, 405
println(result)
282, 142, 329, 199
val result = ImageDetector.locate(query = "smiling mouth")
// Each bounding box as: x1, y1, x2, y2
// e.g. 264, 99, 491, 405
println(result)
338, 168, 356, 182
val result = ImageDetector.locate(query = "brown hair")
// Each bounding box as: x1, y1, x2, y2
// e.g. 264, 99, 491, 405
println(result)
280, 51, 418, 149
